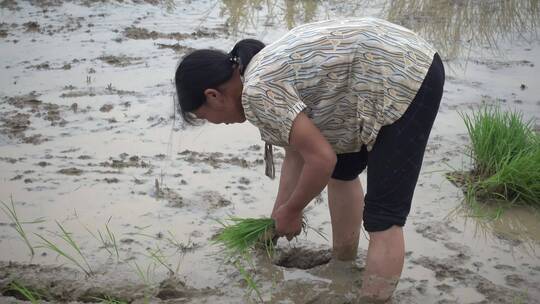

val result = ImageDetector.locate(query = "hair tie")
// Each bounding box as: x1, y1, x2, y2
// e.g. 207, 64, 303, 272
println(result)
229, 55, 240, 65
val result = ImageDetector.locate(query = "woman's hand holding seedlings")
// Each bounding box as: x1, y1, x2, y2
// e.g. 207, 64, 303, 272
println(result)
271, 113, 336, 241
272, 204, 303, 241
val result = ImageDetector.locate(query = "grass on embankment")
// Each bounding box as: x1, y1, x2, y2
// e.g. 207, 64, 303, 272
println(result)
450, 106, 540, 212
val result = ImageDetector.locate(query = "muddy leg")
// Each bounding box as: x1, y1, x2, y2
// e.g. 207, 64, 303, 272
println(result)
361, 225, 404, 302
327, 177, 364, 261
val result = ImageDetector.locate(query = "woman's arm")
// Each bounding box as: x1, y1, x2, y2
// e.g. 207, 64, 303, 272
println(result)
273, 112, 337, 239
272, 147, 304, 217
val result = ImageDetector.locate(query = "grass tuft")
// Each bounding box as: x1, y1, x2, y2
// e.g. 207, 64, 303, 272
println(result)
35, 221, 93, 276
0, 197, 44, 256
457, 105, 539, 211
461, 106, 536, 177
8, 281, 41, 304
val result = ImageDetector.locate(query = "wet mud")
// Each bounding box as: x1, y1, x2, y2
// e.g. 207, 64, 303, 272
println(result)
1, 0, 539, 303
0, 261, 214, 303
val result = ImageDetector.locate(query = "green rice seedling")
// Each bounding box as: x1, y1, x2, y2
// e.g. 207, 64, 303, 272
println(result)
235, 258, 264, 303
460, 106, 536, 178
130, 261, 155, 304
8, 281, 41, 304
164, 230, 196, 253
479, 148, 540, 206
35, 221, 93, 276
94, 217, 120, 261
0, 197, 44, 256
213, 217, 276, 257
93, 295, 128, 304
146, 246, 175, 275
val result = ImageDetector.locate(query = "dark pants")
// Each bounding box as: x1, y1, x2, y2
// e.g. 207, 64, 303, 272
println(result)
331, 53, 445, 232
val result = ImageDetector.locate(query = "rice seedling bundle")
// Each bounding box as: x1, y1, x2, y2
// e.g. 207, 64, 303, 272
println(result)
213, 217, 275, 256
460, 105, 540, 206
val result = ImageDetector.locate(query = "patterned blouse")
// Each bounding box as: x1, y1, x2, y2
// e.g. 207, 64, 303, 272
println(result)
241, 18, 437, 177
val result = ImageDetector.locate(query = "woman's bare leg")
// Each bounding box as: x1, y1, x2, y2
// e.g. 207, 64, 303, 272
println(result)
361, 225, 404, 302
327, 177, 364, 261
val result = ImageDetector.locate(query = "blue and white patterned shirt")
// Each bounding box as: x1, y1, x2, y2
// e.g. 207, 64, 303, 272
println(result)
242, 17, 437, 154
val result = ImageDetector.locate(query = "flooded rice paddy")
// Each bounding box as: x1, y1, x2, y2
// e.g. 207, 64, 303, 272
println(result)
0, 0, 539, 303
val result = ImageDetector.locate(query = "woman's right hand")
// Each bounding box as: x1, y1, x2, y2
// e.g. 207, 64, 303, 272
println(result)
272, 204, 303, 241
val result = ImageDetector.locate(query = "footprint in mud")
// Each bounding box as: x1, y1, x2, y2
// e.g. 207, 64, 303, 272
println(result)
414, 220, 460, 242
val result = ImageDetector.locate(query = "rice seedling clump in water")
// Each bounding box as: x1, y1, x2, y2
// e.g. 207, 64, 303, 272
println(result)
457, 105, 540, 208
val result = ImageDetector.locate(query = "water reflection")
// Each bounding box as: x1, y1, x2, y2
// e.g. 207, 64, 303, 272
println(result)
219, 0, 318, 35
217, 0, 540, 58
447, 203, 540, 256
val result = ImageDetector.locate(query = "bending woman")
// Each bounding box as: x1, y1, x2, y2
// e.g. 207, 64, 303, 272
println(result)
174, 18, 445, 301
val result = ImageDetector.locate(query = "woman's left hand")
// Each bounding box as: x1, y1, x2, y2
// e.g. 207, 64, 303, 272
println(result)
272, 204, 302, 241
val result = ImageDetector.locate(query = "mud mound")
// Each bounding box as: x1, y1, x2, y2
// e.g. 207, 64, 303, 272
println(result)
0, 261, 145, 302
177, 149, 263, 169
0, 262, 214, 303
123, 26, 216, 40
274, 246, 332, 269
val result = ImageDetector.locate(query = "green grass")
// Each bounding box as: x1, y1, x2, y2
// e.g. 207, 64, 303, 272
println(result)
0, 197, 44, 256
130, 261, 154, 304
93, 295, 128, 304
98, 217, 120, 261
35, 221, 94, 276
8, 281, 41, 304
146, 246, 175, 275
458, 105, 539, 210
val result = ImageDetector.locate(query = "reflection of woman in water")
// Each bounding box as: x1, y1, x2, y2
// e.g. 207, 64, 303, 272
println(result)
174, 18, 444, 301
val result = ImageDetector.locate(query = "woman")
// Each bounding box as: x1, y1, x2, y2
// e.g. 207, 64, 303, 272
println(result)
175, 18, 444, 301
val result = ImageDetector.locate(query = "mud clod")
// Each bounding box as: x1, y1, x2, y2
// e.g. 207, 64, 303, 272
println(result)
23, 21, 40, 32
98, 55, 142, 67
58, 167, 83, 175
99, 104, 114, 112
156, 276, 189, 300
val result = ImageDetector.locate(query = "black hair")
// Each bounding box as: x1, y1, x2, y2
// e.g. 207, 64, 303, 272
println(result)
174, 39, 265, 125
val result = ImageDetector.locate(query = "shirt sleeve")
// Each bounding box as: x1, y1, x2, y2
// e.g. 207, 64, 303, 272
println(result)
243, 80, 307, 147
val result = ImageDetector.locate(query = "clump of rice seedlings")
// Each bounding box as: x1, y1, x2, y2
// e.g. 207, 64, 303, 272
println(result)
0, 197, 44, 256
479, 148, 540, 206
213, 217, 276, 257
213, 216, 326, 301
7, 281, 41, 304
35, 221, 94, 276
461, 106, 535, 177
457, 105, 539, 211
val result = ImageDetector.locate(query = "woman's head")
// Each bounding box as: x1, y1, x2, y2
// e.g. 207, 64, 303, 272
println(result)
175, 39, 265, 125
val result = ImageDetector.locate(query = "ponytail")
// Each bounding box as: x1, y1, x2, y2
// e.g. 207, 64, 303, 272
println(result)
228, 38, 266, 76
174, 39, 265, 124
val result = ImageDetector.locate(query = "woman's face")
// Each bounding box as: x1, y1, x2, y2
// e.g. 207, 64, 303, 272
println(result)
193, 68, 245, 125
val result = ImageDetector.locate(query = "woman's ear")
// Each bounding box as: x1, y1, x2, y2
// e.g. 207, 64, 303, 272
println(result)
203, 88, 223, 108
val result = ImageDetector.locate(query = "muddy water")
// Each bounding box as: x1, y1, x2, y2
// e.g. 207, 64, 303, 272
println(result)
1, 0, 539, 303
